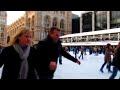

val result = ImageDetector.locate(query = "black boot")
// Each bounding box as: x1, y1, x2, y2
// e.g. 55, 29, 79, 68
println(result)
108, 70, 113, 73
108, 65, 112, 73
100, 67, 104, 73
106, 63, 109, 69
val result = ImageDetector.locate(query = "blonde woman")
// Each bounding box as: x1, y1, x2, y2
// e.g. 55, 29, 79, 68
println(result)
0, 26, 38, 79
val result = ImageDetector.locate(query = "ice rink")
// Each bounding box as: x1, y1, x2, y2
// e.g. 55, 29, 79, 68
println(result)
53, 51, 120, 79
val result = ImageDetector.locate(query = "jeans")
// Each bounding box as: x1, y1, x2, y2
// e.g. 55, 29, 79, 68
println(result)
59, 55, 62, 64
109, 66, 119, 79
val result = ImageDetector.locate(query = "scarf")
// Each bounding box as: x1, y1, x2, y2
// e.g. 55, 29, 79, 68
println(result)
13, 43, 30, 79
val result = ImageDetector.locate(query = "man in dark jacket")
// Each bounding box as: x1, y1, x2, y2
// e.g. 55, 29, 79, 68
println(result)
36, 27, 81, 79
109, 42, 120, 79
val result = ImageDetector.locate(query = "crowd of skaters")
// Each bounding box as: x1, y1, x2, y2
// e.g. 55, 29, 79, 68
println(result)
65, 45, 107, 59
59, 44, 120, 79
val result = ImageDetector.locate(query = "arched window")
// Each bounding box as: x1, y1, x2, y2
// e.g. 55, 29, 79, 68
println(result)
28, 18, 30, 28
44, 15, 50, 28
1, 33, 4, 37
60, 19, 65, 29
31, 16, 35, 28
7, 36, 10, 43
53, 17, 58, 27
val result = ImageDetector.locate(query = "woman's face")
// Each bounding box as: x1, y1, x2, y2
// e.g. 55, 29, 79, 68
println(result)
18, 31, 32, 46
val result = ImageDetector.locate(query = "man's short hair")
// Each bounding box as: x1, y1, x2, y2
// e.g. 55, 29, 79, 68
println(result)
49, 27, 61, 34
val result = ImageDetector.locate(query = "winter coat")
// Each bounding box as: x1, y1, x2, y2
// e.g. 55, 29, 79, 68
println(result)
104, 48, 112, 62
36, 35, 78, 78
112, 48, 120, 70
0, 46, 38, 79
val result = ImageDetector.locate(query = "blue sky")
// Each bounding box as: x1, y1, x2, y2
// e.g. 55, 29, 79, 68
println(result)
7, 11, 86, 25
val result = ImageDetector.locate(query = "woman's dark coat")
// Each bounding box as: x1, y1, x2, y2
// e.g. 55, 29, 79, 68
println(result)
0, 46, 37, 79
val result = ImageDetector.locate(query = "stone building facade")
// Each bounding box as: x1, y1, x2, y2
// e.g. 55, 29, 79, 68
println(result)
0, 11, 7, 46
4, 11, 72, 46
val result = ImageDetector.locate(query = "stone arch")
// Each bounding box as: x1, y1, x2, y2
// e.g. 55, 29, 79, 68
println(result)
7, 36, 10, 43
28, 18, 31, 28
44, 15, 51, 28
31, 15, 35, 28
60, 19, 65, 29
52, 17, 58, 27
1, 32, 4, 37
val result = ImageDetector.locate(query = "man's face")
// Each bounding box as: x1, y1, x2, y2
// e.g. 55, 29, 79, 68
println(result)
50, 29, 61, 42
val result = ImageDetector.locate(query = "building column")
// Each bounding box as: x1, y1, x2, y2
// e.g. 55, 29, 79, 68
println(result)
25, 11, 28, 27
107, 11, 110, 29
118, 33, 119, 40
92, 11, 95, 31
80, 17, 82, 33
66, 11, 72, 34
34, 11, 41, 41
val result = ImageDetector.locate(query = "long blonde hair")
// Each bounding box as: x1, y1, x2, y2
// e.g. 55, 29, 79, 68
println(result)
8, 26, 30, 46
